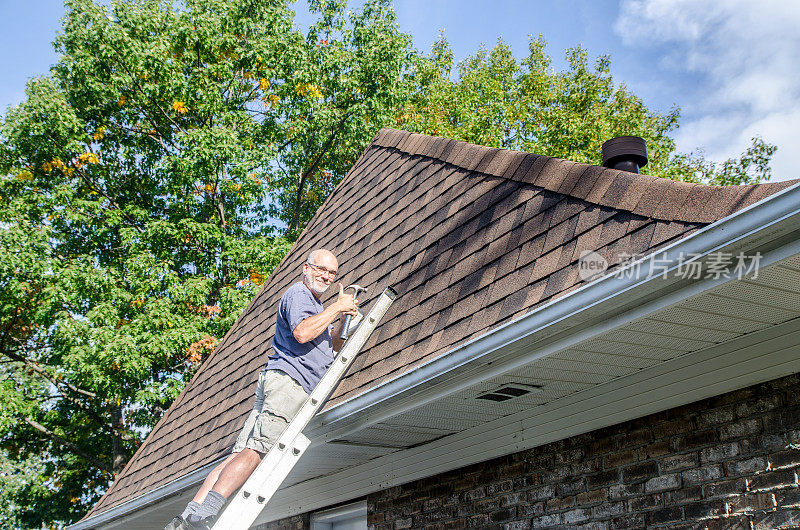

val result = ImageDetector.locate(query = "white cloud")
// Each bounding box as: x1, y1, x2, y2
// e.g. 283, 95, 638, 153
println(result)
616, 0, 800, 181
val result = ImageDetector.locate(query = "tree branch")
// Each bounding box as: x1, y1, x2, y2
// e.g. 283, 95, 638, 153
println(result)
73, 166, 144, 233
23, 417, 111, 473
3, 343, 136, 444
289, 112, 351, 231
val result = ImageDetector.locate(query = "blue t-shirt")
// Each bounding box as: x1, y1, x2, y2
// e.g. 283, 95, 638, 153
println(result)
266, 282, 334, 394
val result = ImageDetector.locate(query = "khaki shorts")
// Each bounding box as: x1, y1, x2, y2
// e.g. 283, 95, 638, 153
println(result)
232, 370, 308, 454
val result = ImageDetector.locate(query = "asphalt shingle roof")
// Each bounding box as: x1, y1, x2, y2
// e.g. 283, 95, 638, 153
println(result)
85, 129, 798, 519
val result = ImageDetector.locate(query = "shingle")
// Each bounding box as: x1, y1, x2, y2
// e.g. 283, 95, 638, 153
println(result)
605, 233, 633, 264
600, 171, 637, 208
543, 215, 580, 254
517, 233, 547, 269
508, 153, 539, 182
523, 191, 562, 222
630, 176, 672, 218
532, 158, 575, 191
371, 129, 390, 147
444, 140, 468, 166
427, 136, 450, 160
681, 185, 720, 223
492, 150, 527, 179
518, 155, 552, 185
497, 288, 530, 323
629, 222, 657, 255
373, 128, 392, 146
437, 138, 458, 162
584, 168, 619, 204
718, 185, 756, 219
541, 266, 579, 302
557, 163, 592, 196
569, 165, 606, 200
395, 132, 416, 152
387, 129, 407, 148
728, 183, 771, 212
599, 214, 631, 243
651, 221, 693, 247
692, 187, 728, 223
495, 246, 521, 280
572, 225, 605, 262
548, 199, 585, 227
651, 181, 697, 221
574, 206, 602, 235
464, 145, 493, 172
411, 135, 433, 156
474, 147, 502, 174
529, 246, 563, 283
519, 208, 555, 245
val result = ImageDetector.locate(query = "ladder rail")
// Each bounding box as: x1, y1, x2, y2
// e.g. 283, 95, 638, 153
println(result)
212, 286, 397, 530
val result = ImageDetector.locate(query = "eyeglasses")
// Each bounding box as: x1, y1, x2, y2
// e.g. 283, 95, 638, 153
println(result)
306, 261, 337, 279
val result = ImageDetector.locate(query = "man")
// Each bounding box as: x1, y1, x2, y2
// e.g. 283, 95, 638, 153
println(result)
166, 249, 358, 530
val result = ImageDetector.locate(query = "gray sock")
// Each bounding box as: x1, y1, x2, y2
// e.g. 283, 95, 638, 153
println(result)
191, 490, 226, 520
180, 501, 201, 520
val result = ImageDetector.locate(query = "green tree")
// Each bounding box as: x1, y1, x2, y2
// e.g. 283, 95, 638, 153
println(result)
398, 35, 776, 185
0, 0, 413, 525
267, 0, 414, 233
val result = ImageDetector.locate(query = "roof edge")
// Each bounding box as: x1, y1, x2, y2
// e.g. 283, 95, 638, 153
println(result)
372, 128, 799, 224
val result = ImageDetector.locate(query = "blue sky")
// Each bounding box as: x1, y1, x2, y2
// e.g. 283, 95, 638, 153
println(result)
2, 0, 797, 181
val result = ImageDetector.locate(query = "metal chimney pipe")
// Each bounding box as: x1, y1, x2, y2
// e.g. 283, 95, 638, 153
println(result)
602, 136, 648, 174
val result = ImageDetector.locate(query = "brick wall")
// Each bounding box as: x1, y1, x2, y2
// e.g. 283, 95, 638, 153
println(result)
366, 373, 800, 529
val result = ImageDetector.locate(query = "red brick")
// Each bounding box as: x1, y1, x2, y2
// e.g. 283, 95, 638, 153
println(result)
703, 478, 747, 499
661, 452, 699, 472
772, 448, 800, 469
646, 506, 683, 525
576, 488, 607, 506
748, 468, 797, 491
605, 449, 638, 468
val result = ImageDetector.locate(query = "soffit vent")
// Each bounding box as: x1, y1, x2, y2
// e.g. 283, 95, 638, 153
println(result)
476, 383, 543, 402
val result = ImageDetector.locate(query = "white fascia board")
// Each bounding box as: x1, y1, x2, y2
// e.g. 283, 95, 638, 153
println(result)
71, 181, 800, 529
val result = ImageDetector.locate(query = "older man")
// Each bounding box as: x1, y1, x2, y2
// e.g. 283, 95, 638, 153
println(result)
166, 249, 357, 530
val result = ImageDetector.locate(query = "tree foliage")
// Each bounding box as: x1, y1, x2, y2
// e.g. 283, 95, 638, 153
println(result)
0, 0, 412, 525
268, 0, 414, 233
398, 35, 776, 185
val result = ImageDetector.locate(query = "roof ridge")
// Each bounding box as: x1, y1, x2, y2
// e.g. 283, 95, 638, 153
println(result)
373, 128, 798, 224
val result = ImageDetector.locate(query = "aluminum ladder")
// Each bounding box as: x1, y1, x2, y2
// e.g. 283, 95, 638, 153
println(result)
211, 286, 397, 529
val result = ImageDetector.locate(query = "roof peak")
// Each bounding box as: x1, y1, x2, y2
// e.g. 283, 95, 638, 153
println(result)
372, 128, 796, 224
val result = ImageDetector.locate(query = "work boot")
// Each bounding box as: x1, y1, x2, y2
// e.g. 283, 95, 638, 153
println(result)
185, 515, 217, 529
163, 515, 186, 530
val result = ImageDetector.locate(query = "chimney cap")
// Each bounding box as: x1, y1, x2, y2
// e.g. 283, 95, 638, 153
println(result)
602, 136, 648, 170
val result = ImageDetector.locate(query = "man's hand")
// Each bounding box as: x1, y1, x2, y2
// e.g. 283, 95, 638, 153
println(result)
336, 283, 359, 317
293, 283, 358, 345
332, 283, 359, 351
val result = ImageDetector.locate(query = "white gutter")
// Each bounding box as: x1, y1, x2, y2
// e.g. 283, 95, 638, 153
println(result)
72, 181, 800, 529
